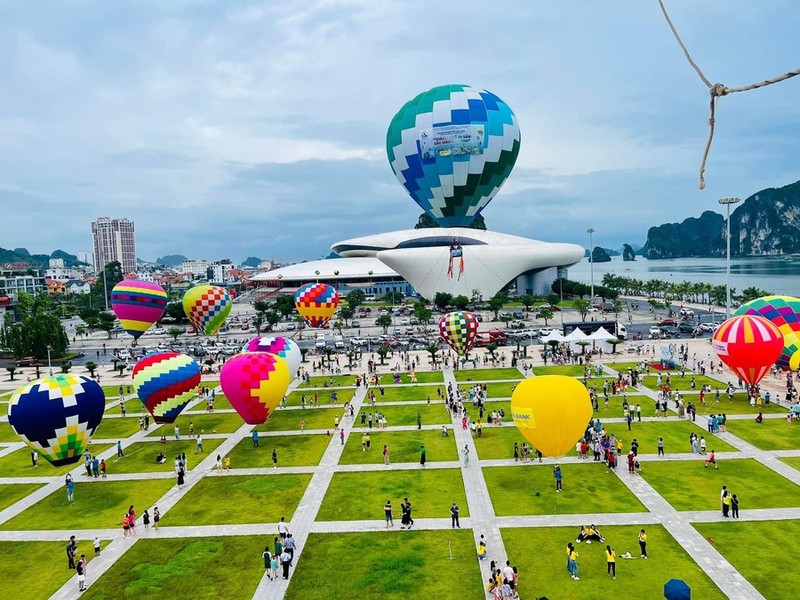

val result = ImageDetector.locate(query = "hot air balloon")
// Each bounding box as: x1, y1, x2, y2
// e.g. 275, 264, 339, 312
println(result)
712, 315, 784, 387
438, 311, 479, 356
182, 285, 232, 335
735, 295, 800, 370
110, 279, 168, 340
220, 353, 291, 425
511, 376, 592, 458
8, 375, 105, 466
386, 84, 521, 227
294, 283, 339, 328
132, 353, 201, 423
244, 336, 302, 377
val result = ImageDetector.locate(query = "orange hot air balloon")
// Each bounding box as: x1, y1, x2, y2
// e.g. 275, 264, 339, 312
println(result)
712, 314, 784, 386
511, 375, 592, 457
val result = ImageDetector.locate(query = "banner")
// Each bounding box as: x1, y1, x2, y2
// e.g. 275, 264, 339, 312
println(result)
420, 124, 485, 160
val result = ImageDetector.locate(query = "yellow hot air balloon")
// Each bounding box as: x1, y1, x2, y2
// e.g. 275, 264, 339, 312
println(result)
511, 375, 592, 457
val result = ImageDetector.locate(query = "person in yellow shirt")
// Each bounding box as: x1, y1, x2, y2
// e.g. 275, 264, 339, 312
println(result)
638, 529, 648, 558
477, 542, 487, 560
568, 547, 579, 580
606, 545, 616, 579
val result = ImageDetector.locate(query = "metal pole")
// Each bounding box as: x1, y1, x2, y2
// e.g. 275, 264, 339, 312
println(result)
587, 228, 595, 301
102, 264, 109, 312
718, 197, 740, 320
47, 345, 52, 376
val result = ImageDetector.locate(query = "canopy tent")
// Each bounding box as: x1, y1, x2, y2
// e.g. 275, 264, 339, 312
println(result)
541, 331, 565, 343
589, 327, 617, 341
565, 328, 590, 341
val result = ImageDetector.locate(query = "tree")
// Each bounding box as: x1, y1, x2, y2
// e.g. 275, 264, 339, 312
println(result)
0, 291, 69, 360
413, 301, 433, 330
299, 347, 309, 363
75, 325, 86, 339
488, 291, 507, 320
607, 338, 622, 354
574, 299, 591, 322
167, 327, 183, 342
536, 308, 554, 326
547, 293, 560, 307
253, 300, 270, 316
323, 347, 334, 366
294, 315, 306, 339
164, 302, 186, 323
485, 343, 498, 360
346, 290, 366, 313
91, 261, 123, 308
264, 310, 281, 329
376, 344, 389, 365
452, 295, 470, 310
383, 291, 404, 304
60, 361, 72, 374
434, 292, 453, 312
5, 366, 17, 381
739, 286, 770, 304
500, 313, 513, 328
376, 314, 392, 334
274, 295, 295, 320
97, 311, 116, 339
426, 342, 440, 366
340, 306, 354, 326
252, 313, 265, 334
519, 295, 535, 313
333, 320, 344, 334
610, 299, 624, 320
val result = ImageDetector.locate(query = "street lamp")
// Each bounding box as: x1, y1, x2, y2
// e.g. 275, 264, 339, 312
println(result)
47, 344, 53, 376
718, 197, 741, 319
587, 228, 595, 301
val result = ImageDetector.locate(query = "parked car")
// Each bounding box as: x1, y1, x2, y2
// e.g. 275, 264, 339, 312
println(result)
409, 317, 419, 325
285, 323, 296, 330
678, 321, 696, 333
699, 322, 717, 332
659, 319, 678, 327
661, 326, 680, 337
350, 320, 360, 328
475, 314, 483, 322
15, 356, 38, 367
649, 326, 661, 338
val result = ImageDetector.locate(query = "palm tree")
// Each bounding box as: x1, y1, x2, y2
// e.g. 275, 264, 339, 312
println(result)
426, 342, 439, 367
376, 344, 389, 365
85, 361, 98, 378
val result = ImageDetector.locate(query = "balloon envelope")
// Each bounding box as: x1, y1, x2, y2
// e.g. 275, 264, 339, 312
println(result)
712, 315, 783, 386
511, 376, 592, 457
244, 336, 302, 377
8, 375, 105, 466
132, 352, 201, 423
110, 279, 168, 339
182, 285, 232, 335
735, 295, 800, 370
386, 84, 521, 227
438, 311, 479, 356
220, 353, 291, 425
294, 283, 339, 328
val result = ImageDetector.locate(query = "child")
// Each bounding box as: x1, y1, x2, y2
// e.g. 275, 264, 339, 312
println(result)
705, 450, 718, 469
270, 553, 279, 581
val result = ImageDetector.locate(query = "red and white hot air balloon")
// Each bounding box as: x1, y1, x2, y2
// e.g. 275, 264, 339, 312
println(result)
712, 314, 784, 386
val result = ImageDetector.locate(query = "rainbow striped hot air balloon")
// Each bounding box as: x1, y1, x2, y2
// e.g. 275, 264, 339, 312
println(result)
294, 283, 339, 328
8, 375, 105, 466
132, 353, 201, 423
735, 295, 800, 371
110, 279, 168, 340
712, 314, 784, 386
438, 310, 479, 356
182, 285, 232, 335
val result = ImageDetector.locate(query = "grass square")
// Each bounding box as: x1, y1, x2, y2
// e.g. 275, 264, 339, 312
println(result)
262, 407, 346, 432
0, 482, 44, 511
166, 474, 311, 526
781, 457, 800, 472
599, 420, 738, 455
451, 381, 520, 399
93, 416, 145, 440
503, 525, 725, 599
83, 536, 266, 600
368, 370, 443, 384
454, 368, 522, 381
483, 464, 647, 516
640, 459, 800, 511
0, 421, 21, 442
145, 412, 246, 436
0, 443, 112, 477
300, 375, 360, 387
108, 438, 224, 474
724, 419, 800, 450
287, 530, 483, 599
473, 426, 533, 460
339, 429, 458, 465
228, 433, 330, 467
640, 373, 725, 392
0, 478, 175, 530
373, 385, 442, 402
357, 403, 449, 428
531, 365, 587, 376
694, 520, 800, 599
317, 469, 467, 521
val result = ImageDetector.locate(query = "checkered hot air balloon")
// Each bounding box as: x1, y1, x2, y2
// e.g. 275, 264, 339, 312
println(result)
438, 311, 479, 356
182, 285, 232, 335
386, 84, 521, 227
294, 283, 339, 328
132, 353, 201, 424
735, 295, 800, 370
8, 375, 105, 467
712, 314, 784, 386
243, 336, 302, 377
220, 353, 291, 425
110, 279, 168, 340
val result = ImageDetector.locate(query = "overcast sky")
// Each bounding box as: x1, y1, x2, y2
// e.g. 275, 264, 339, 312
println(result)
2, 0, 799, 263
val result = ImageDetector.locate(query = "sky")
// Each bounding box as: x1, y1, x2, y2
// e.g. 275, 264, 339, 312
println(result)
2, 0, 800, 264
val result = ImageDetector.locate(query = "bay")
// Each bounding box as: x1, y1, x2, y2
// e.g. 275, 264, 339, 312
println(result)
563, 256, 800, 296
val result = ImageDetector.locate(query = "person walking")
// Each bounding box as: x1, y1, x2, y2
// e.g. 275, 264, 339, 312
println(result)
383, 444, 390, 465
195, 434, 204, 454
553, 465, 563, 492
605, 545, 616, 579
65, 474, 75, 504
339, 428, 345, 446
657, 437, 665, 457
66, 536, 77, 569
142, 509, 150, 530
462, 444, 470, 467
272, 449, 278, 469
280, 548, 292, 580
731, 494, 740, 518
513, 442, 519, 461
262, 546, 272, 574
450, 503, 460, 529
117, 440, 124, 458
568, 545, 579, 580
638, 529, 648, 558
153, 507, 160, 530
76, 558, 86, 592
384, 500, 393, 528
253, 430, 259, 448
419, 444, 427, 467
93, 537, 101, 557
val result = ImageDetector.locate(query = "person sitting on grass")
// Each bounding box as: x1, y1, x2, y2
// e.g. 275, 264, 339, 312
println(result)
576, 524, 605, 544
755, 412, 764, 424
155, 452, 166, 464
705, 450, 719, 469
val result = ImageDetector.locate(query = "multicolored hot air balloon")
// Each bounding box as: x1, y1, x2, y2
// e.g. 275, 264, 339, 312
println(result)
712, 315, 784, 386
220, 353, 291, 425
8, 375, 105, 466
110, 279, 168, 340
132, 353, 201, 423
511, 376, 592, 457
182, 285, 232, 335
386, 84, 521, 227
735, 295, 800, 370
294, 283, 339, 328
438, 311, 479, 356
244, 336, 302, 377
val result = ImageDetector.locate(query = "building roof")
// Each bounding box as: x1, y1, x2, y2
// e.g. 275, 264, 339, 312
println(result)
250, 257, 399, 282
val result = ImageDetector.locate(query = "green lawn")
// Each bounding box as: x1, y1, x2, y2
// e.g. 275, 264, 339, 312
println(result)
483, 464, 647, 516
531, 365, 588, 377
0, 443, 112, 477
472, 426, 529, 460
288, 530, 483, 599
694, 520, 800, 599
373, 385, 443, 403
166, 474, 311, 526
0, 421, 20, 442
640, 374, 738, 393
299, 375, 362, 388
503, 525, 725, 599
93, 416, 145, 439
457, 381, 519, 399
781, 457, 800, 473
145, 412, 246, 436
725, 419, 800, 450
83, 536, 266, 600
339, 429, 458, 465
640, 459, 800, 511
0, 541, 101, 599
228, 434, 331, 467
0, 478, 175, 530
592, 394, 657, 417
109, 438, 224, 474
317, 469, 467, 521
0, 482, 44, 511
600, 420, 737, 455
375, 370, 443, 384
454, 368, 522, 381
692, 392, 787, 416
261, 407, 346, 432
358, 403, 449, 428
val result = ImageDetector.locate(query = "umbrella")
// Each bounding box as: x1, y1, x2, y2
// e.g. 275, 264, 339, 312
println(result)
664, 579, 691, 600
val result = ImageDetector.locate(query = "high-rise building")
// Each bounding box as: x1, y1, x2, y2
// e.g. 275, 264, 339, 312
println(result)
91, 217, 136, 273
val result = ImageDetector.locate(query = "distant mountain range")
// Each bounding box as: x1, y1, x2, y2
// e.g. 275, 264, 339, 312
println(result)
0, 247, 88, 268
155, 254, 188, 267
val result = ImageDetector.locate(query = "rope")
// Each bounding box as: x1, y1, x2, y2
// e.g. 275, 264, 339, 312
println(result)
657, 0, 800, 189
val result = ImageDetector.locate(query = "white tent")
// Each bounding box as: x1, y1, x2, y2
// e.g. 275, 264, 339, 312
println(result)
541, 331, 565, 343
565, 328, 590, 341
588, 327, 616, 341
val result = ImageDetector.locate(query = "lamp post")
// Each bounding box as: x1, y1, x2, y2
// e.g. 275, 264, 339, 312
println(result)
587, 228, 595, 301
47, 344, 53, 376
718, 197, 741, 319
